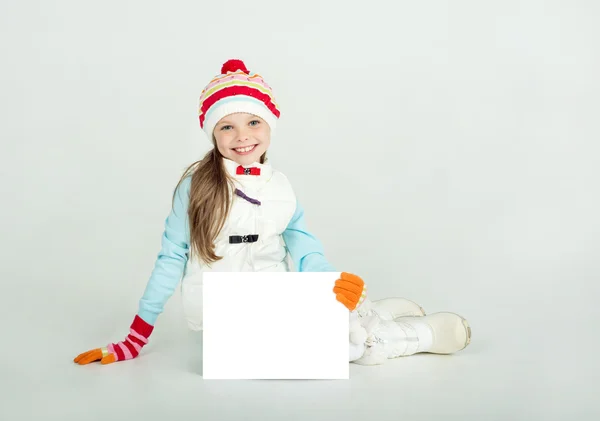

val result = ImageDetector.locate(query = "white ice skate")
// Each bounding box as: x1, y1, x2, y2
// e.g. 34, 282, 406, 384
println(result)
354, 297, 425, 325
352, 311, 471, 365
394, 312, 471, 355
367, 297, 426, 319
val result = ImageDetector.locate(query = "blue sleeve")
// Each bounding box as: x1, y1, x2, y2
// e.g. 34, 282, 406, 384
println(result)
282, 200, 337, 272
137, 177, 191, 325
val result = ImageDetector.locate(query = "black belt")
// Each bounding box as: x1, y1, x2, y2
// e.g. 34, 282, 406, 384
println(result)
229, 234, 259, 244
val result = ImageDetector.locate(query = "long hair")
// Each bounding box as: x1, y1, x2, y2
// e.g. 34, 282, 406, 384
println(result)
173, 136, 266, 265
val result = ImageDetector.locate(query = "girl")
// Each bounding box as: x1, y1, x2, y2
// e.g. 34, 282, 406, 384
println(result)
73, 59, 471, 367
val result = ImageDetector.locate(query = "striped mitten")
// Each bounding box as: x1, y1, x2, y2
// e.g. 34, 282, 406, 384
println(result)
333, 272, 367, 311
74, 315, 154, 365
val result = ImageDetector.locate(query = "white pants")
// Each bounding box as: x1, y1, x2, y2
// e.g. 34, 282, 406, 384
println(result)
349, 310, 367, 362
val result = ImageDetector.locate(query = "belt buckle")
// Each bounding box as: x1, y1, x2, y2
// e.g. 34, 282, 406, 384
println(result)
241, 235, 249, 243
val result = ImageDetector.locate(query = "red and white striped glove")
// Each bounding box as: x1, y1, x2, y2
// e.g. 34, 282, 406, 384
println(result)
73, 315, 154, 365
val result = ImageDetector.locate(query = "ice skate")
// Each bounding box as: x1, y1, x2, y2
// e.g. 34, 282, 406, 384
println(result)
352, 311, 471, 365
355, 297, 425, 322
368, 297, 426, 319
394, 312, 471, 355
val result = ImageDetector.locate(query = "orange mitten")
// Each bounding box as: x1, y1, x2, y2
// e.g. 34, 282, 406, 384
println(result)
333, 272, 367, 311
74, 347, 117, 365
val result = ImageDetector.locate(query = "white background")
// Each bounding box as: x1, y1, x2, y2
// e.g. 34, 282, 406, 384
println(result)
1, 0, 599, 420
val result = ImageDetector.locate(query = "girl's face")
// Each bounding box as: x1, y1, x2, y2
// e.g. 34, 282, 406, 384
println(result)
213, 113, 271, 166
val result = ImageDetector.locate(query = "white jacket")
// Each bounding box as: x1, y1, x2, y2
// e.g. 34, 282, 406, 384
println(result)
181, 158, 298, 330
136, 157, 336, 328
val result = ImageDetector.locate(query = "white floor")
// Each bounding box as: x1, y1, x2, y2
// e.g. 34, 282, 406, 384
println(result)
3, 282, 598, 421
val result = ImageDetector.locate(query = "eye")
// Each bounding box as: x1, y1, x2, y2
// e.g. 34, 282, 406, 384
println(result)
220, 125, 233, 130
249, 120, 260, 126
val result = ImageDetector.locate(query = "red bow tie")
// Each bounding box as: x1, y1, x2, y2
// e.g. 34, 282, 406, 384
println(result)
236, 165, 261, 176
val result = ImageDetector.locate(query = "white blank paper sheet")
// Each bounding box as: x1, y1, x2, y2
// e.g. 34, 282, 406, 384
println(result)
202, 271, 349, 380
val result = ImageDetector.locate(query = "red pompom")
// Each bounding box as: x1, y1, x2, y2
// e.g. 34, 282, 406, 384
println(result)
221, 59, 249, 74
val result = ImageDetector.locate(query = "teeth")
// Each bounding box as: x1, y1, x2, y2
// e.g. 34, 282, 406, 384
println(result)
235, 145, 255, 153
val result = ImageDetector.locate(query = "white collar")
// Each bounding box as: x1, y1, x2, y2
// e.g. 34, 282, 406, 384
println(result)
222, 157, 273, 185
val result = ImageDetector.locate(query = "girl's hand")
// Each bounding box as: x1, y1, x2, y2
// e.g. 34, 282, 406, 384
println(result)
73, 315, 154, 365
333, 272, 367, 311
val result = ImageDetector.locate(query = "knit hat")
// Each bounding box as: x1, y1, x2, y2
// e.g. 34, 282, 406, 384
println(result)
198, 59, 281, 139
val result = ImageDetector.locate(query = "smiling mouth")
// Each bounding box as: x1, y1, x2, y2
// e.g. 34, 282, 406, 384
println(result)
233, 145, 257, 154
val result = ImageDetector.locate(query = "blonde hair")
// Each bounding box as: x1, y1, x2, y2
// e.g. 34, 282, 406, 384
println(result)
173, 136, 266, 265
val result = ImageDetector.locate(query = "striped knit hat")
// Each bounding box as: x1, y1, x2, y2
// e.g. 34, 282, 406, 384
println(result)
198, 59, 281, 139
